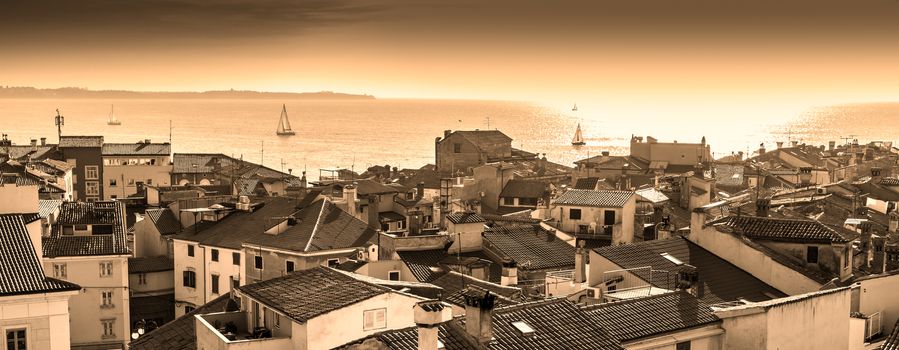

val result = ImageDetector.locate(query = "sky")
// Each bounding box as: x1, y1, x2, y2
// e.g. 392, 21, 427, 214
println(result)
2, 0, 899, 111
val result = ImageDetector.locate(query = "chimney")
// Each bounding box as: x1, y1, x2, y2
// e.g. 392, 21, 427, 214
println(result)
444, 130, 452, 139
500, 258, 517, 286
676, 264, 702, 297
829, 141, 836, 151
463, 291, 496, 345
758, 143, 766, 155
368, 194, 381, 230
573, 242, 586, 284
601, 151, 610, 157
737, 151, 744, 161
344, 183, 358, 217
776, 141, 783, 149
416, 182, 425, 201
890, 211, 899, 234
756, 198, 770, 217
414, 300, 450, 350
236, 195, 252, 211
40, 137, 46, 146
408, 210, 422, 236
871, 167, 882, 179
657, 215, 672, 240
30, 139, 37, 151
799, 167, 812, 186
791, 140, 799, 147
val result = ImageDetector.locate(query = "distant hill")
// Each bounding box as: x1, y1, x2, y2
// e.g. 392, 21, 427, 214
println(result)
0, 86, 375, 99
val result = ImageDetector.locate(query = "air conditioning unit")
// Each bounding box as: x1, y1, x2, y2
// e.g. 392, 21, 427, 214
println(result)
816, 187, 827, 195
585, 287, 602, 300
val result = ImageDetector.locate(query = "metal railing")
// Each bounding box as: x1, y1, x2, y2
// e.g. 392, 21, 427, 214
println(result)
865, 311, 883, 340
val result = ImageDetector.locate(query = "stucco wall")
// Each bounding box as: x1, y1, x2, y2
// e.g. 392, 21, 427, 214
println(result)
174, 239, 205, 317
0, 293, 75, 350
303, 292, 423, 350
688, 220, 822, 295
764, 290, 851, 350
43, 256, 129, 347
0, 184, 40, 214
102, 157, 172, 200
858, 273, 899, 337
719, 311, 767, 350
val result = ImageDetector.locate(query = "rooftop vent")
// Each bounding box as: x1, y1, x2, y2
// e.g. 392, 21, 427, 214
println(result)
511, 321, 535, 336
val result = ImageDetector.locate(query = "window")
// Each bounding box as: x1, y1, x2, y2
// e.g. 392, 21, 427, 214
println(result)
211, 274, 220, 294
676, 341, 691, 350
807, 246, 819, 264
232, 277, 240, 289
183, 270, 196, 288
85, 166, 99, 180
127, 178, 135, 186
53, 263, 67, 278
327, 258, 339, 267
453, 143, 462, 153
388, 271, 400, 281
138, 273, 147, 285
519, 197, 538, 206
569, 208, 582, 220
843, 247, 850, 268
86, 196, 99, 202
86, 181, 100, 196
99, 261, 113, 277
185, 306, 195, 314
363, 308, 387, 330
101, 319, 115, 338
111, 195, 117, 200
146, 178, 153, 185
232, 252, 241, 265
254, 255, 263, 269
603, 210, 616, 225
109, 178, 117, 187
6, 328, 26, 350
286, 261, 295, 273
101, 290, 114, 308
274, 314, 281, 329
187, 245, 195, 257
211, 249, 219, 262
502, 197, 515, 206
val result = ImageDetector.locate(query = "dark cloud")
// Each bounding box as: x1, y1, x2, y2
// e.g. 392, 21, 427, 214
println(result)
0, 0, 388, 45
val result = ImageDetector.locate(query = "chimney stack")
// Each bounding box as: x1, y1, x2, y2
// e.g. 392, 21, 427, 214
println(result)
463, 291, 496, 345
871, 167, 882, 179
40, 137, 46, 146
416, 182, 425, 201
414, 300, 451, 350
756, 198, 770, 217
500, 258, 518, 286
444, 130, 452, 139
758, 143, 766, 155
657, 215, 672, 240
408, 210, 422, 236
573, 242, 586, 284
776, 141, 783, 149
791, 140, 799, 147
344, 183, 358, 217
368, 194, 381, 230
828, 141, 836, 151
890, 211, 899, 234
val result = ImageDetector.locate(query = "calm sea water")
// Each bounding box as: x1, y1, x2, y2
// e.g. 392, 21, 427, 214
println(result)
1, 99, 897, 180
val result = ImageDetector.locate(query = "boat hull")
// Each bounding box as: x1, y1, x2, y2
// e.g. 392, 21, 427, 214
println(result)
571, 141, 586, 146
276, 131, 296, 136
107, 122, 121, 126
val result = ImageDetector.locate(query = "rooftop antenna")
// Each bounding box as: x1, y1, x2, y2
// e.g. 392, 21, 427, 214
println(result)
54, 109, 64, 141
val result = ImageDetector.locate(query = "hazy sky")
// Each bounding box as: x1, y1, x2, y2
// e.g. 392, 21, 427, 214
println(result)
2, 0, 899, 110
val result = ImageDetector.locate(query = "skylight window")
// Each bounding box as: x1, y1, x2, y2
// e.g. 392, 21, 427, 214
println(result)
660, 252, 684, 266
511, 321, 535, 335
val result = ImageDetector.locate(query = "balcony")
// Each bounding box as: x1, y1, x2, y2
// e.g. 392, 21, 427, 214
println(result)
195, 311, 292, 349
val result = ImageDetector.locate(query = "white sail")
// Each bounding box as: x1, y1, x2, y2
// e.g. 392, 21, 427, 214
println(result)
572, 123, 585, 145
277, 104, 296, 135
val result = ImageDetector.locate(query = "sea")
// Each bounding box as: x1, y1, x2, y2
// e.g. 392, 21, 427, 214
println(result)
1, 98, 897, 180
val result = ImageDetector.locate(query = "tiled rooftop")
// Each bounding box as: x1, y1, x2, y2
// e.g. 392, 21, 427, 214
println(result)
129, 255, 174, 274
582, 291, 720, 342
38, 199, 63, 219
237, 267, 390, 323
130, 293, 235, 350
172, 197, 301, 250
499, 179, 547, 199
593, 236, 786, 304
243, 198, 376, 253
102, 142, 171, 156
483, 224, 575, 271
712, 215, 853, 243
145, 208, 182, 235
446, 211, 486, 224
0, 214, 81, 296
552, 189, 634, 208
882, 319, 899, 350
59, 135, 103, 148
44, 201, 130, 257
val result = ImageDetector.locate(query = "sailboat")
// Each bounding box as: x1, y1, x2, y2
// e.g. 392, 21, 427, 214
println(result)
571, 123, 586, 146
572, 103, 578, 112
106, 105, 121, 126
276, 104, 296, 136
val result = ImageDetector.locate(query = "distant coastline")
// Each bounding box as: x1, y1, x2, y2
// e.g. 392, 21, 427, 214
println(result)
0, 86, 375, 100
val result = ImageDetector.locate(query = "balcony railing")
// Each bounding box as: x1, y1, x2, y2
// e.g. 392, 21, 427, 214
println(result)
864, 311, 883, 340
195, 311, 292, 349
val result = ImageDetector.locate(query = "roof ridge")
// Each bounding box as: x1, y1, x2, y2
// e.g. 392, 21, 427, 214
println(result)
581, 290, 685, 311
303, 198, 330, 252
